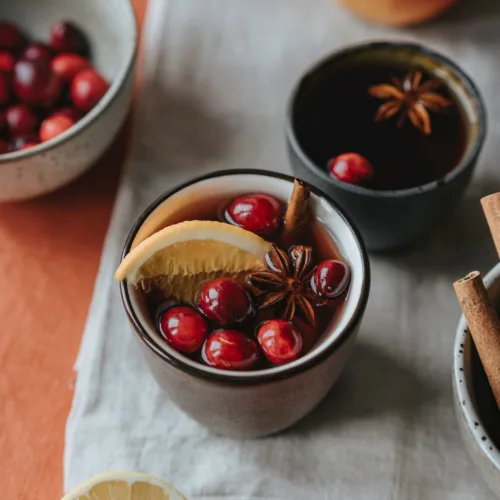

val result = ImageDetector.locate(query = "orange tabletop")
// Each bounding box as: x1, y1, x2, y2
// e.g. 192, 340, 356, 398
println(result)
0, 1, 147, 498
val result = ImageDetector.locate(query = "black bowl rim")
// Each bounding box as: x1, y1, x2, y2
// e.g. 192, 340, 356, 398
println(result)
120, 169, 371, 386
286, 40, 487, 199
0, 0, 138, 164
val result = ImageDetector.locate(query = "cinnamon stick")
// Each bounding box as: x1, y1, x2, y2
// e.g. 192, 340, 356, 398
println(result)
284, 179, 310, 233
454, 271, 500, 409
481, 193, 500, 258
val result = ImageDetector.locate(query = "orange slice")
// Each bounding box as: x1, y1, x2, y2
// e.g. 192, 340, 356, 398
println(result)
61, 471, 187, 500
115, 220, 271, 301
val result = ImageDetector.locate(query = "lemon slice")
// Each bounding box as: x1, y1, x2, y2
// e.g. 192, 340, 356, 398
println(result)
115, 220, 271, 301
61, 471, 187, 500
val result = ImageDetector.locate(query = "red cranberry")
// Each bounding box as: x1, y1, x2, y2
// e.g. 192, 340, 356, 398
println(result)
0, 23, 24, 52
0, 139, 9, 154
311, 259, 351, 298
50, 21, 89, 56
70, 69, 109, 112
0, 72, 11, 107
197, 278, 254, 326
6, 104, 38, 135
20, 141, 38, 150
159, 306, 209, 353
50, 53, 90, 81
202, 330, 259, 370
50, 106, 82, 122
226, 194, 282, 235
20, 43, 52, 65
13, 60, 62, 108
328, 153, 374, 186
0, 52, 15, 72
9, 133, 39, 152
39, 115, 75, 142
257, 319, 302, 365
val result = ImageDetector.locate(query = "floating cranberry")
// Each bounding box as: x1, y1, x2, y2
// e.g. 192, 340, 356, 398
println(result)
0, 23, 24, 52
0, 139, 9, 154
0, 52, 15, 72
0, 72, 11, 107
13, 60, 62, 108
159, 305, 209, 353
39, 115, 75, 142
202, 330, 259, 370
9, 133, 39, 152
328, 153, 374, 186
20, 43, 52, 65
50, 21, 89, 56
50, 53, 90, 81
50, 106, 82, 122
311, 259, 351, 298
6, 104, 38, 135
197, 278, 254, 326
257, 319, 302, 365
226, 194, 282, 235
70, 69, 109, 112
20, 141, 38, 151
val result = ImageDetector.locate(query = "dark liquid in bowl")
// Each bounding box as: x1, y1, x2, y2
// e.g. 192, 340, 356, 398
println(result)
139, 194, 350, 369
471, 342, 500, 447
293, 62, 468, 190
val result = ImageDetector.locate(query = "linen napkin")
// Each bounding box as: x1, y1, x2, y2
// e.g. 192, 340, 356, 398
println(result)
65, 0, 500, 498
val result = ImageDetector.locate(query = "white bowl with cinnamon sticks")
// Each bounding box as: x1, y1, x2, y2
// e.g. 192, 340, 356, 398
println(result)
453, 194, 500, 497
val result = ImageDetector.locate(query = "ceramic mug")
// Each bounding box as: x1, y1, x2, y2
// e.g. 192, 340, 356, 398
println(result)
286, 41, 486, 251
120, 170, 370, 438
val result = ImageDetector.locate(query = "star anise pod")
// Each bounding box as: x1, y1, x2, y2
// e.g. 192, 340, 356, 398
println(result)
246, 243, 317, 327
368, 70, 453, 135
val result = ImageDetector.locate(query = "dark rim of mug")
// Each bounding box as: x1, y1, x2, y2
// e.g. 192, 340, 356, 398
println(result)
120, 169, 370, 385
0, 1, 138, 164
286, 40, 487, 198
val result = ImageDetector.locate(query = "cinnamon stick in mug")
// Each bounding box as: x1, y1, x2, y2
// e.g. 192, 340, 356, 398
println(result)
454, 271, 500, 410
481, 193, 500, 258
284, 179, 310, 233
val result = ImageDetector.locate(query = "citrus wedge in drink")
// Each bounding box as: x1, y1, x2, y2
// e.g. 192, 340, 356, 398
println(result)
114, 220, 271, 302
62, 471, 187, 500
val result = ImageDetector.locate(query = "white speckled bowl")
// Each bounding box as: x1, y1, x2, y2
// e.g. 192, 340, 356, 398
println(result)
453, 262, 500, 497
0, 0, 137, 202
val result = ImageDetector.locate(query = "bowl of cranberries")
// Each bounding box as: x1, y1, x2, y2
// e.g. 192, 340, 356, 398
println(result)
0, 0, 137, 202
119, 170, 370, 438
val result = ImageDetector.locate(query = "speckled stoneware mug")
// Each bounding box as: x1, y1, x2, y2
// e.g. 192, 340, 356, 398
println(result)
454, 262, 500, 497
120, 170, 370, 438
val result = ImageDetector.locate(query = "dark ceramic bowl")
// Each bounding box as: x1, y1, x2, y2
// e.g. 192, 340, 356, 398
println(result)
286, 41, 486, 251
120, 170, 370, 438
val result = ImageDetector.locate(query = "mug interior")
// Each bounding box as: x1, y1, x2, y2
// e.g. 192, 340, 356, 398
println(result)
126, 172, 368, 379
288, 42, 485, 197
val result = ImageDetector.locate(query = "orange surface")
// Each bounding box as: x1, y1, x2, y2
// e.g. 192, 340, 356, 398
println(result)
0, 1, 147, 498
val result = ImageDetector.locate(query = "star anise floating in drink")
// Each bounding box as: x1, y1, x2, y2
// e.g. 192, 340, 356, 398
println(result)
246, 243, 317, 328
368, 70, 453, 135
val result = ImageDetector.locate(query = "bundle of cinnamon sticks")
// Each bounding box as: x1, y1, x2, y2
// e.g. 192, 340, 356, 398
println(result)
454, 194, 500, 409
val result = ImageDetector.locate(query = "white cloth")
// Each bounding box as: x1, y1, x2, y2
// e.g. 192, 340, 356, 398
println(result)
64, 1, 500, 498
